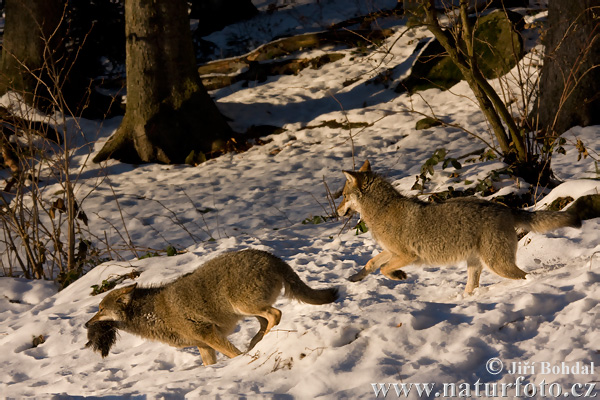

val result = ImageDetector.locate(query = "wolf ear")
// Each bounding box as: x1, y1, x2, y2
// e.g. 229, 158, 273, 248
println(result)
115, 283, 137, 306
343, 170, 365, 189
358, 160, 371, 172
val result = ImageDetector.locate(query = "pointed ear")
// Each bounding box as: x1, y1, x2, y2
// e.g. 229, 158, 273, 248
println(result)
359, 160, 371, 172
343, 170, 359, 186
343, 170, 366, 189
115, 283, 137, 306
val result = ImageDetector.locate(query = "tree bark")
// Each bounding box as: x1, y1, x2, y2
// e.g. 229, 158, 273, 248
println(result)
538, 0, 600, 136
93, 0, 232, 164
0, 0, 64, 107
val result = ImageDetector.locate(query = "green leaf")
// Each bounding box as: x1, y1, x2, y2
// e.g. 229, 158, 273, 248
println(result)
166, 246, 177, 256
355, 220, 368, 235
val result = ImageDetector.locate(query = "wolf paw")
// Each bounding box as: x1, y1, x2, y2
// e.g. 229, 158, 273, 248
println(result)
388, 270, 407, 280
348, 272, 366, 282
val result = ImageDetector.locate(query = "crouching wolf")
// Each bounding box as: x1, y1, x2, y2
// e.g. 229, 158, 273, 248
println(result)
85, 249, 338, 365
337, 160, 582, 294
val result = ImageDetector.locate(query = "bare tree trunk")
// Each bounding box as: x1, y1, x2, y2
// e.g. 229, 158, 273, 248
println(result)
93, 0, 232, 164
537, 0, 600, 136
0, 0, 64, 107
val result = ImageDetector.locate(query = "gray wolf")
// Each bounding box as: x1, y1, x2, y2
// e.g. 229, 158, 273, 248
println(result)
85, 249, 338, 365
337, 160, 581, 294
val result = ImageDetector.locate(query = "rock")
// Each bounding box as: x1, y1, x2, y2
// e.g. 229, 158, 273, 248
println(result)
397, 9, 524, 94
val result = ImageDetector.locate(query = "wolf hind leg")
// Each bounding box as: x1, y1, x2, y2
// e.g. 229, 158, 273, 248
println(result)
349, 251, 393, 282
258, 307, 281, 334
248, 316, 268, 351
485, 260, 527, 280
480, 233, 527, 281
464, 255, 484, 295
236, 304, 282, 335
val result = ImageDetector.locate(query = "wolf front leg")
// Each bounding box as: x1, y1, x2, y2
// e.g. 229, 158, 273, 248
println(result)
380, 253, 416, 280
194, 324, 242, 366
349, 251, 393, 282
198, 346, 218, 366
464, 256, 484, 295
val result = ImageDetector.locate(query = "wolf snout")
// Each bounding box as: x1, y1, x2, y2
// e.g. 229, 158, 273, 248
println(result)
336, 204, 352, 217
84, 316, 99, 328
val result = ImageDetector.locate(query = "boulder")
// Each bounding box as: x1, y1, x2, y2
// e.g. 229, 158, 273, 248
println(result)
397, 9, 524, 93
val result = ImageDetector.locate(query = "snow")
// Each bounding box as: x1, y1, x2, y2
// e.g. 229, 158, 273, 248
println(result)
1, 1, 599, 398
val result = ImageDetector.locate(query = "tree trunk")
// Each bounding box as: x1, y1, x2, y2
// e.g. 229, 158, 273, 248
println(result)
93, 0, 232, 164
0, 0, 64, 107
537, 0, 600, 136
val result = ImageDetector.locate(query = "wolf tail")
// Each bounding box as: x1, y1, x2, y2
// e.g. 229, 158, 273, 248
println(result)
512, 209, 581, 233
278, 262, 338, 305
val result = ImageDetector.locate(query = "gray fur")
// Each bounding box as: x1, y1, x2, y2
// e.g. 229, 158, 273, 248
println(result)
85, 249, 338, 365
337, 160, 582, 294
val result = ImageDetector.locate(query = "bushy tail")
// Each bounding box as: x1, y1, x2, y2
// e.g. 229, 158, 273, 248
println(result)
278, 261, 338, 305
513, 209, 581, 233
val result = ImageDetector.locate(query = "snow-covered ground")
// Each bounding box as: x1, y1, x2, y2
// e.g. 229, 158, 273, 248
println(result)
1, 1, 599, 398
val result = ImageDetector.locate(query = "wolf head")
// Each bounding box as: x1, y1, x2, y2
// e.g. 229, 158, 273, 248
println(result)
337, 160, 372, 217
85, 283, 137, 327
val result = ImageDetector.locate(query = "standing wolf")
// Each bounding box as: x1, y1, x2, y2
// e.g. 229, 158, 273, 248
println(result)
337, 160, 581, 294
85, 249, 338, 365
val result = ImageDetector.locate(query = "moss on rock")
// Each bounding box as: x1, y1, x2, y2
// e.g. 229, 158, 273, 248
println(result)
397, 10, 524, 94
